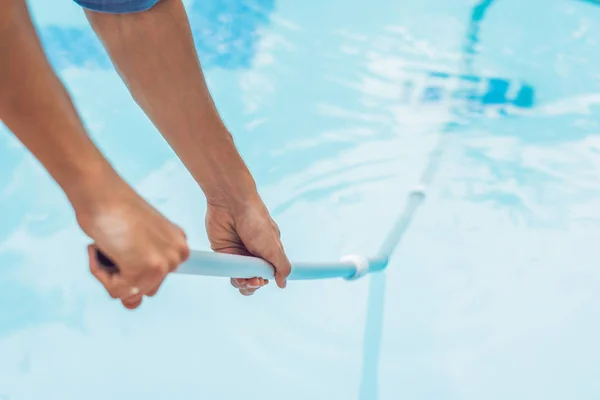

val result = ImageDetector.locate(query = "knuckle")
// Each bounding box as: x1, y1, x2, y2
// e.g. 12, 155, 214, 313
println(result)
261, 249, 277, 264
106, 287, 120, 299
281, 260, 292, 274
177, 226, 188, 240
113, 287, 130, 300
166, 245, 185, 270
265, 248, 284, 266
167, 254, 180, 272
146, 255, 169, 276
175, 240, 190, 263
180, 242, 190, 261
274, 260, 291, 278
272, 221, 281, 237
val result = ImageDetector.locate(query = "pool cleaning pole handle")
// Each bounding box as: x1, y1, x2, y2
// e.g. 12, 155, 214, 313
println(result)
95, 249, 120, 275
94, 248, 388, 281
93, 248, 275, 278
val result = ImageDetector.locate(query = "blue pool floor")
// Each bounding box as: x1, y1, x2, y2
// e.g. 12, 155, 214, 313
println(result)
1, 0, 600, 399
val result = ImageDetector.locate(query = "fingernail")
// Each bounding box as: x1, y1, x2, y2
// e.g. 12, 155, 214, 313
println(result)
248, 284, 261, 289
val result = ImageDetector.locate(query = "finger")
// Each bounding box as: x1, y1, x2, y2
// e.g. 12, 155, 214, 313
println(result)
144, 263, 171, 297
272, 219, 281, 238
88, 245, 131, 299
239, 288, 256, 296
246, 277, 263, 288
146, 273, 168, 297
175, 227, 191, 263
266, 244, 291, 289
219, 250, 265, 292
127, 255, 171, 297
268, 221, 289, 288
89, 245, 150, 299
231, 278, 246, 289
145, 286, 158, 297
231, 277, 267, 289
169, 242, 190, 273
177, 226, 188, 241
122, 295, 143, 310
111, 278, 142, 299
178, 242, 190, 266
122, 292, 143, 304
146, 284, 160, 297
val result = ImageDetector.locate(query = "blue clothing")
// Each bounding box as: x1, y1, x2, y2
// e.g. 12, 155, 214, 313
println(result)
73, 0, 161, 13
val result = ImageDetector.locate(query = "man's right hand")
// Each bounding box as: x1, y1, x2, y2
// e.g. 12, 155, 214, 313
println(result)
75, 177, 190, 310
0, 1, 188, 310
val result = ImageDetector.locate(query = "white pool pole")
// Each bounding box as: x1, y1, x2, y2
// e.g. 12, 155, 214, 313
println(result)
95, 247, 389, 281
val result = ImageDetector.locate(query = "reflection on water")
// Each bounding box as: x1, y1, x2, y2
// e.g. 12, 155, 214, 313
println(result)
2, 0, 600, 399
187, 0, 275, 68
39, 0, 275, 70
40, 26, 109, 69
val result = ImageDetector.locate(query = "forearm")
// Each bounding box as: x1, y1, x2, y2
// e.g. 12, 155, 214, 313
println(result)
84, 0, 258, 208
0, 1, 120, 208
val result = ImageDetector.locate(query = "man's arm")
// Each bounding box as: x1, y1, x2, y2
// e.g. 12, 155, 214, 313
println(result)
83, 0, 256, 209
0, 0, 190, 309
84, 0, 291, 292
0, 0, 115, 207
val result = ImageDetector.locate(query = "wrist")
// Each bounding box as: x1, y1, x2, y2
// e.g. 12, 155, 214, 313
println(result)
202, 161, 260, 212
177, 130, 260, 211
60, 158, 125, 216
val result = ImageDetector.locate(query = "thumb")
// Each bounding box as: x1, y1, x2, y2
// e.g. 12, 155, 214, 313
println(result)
273, 248, 291, 289
256, 240, 290, 289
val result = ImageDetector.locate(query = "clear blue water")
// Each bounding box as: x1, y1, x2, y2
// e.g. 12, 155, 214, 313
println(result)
2, 0, 600, 398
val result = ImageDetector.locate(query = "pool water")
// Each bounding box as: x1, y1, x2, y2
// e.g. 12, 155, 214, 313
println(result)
2, 0, 600, 399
